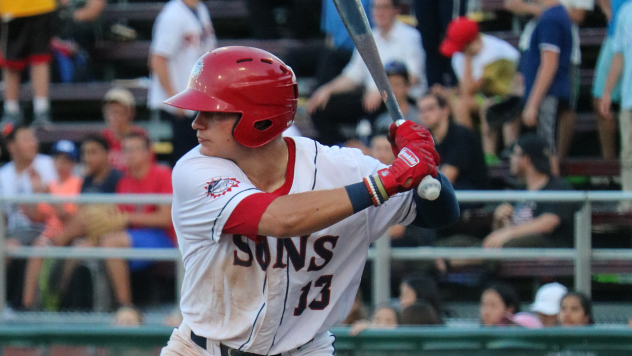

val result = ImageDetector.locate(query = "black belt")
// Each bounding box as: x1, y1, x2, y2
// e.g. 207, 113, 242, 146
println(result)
191, 331, 281, 356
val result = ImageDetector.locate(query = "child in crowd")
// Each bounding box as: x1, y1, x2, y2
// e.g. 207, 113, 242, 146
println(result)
559, 291, 594, 326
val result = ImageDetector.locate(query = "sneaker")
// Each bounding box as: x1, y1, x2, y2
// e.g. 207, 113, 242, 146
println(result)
0, 111, 23, 128
485, 153, 502, 166
31, 110, 52, 128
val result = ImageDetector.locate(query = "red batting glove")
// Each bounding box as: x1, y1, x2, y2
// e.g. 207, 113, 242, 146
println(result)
388, 121, 439, 165
364, 143, 438, 207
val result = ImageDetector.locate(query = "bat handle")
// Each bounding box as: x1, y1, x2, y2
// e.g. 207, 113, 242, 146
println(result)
394, 120, 441, 201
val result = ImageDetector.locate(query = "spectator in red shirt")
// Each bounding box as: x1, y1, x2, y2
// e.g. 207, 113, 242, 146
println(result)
98, 132, 173, 325
101, 87, 148, 171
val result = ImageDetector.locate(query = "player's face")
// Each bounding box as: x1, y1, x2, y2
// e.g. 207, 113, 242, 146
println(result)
192, 111, 241, 158
399, 282, 417, 309
372, 307, 398, 327
559, 296, 590, 326
480, 289, 509, 326
418, 96, 446, 130
82, 141, 109, 175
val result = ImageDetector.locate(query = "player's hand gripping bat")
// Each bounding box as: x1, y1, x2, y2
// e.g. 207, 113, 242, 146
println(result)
332, 0, 441, 200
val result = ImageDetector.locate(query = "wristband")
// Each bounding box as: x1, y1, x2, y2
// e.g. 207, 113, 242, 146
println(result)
363, 175, 390, 207
345, 181, 374, 213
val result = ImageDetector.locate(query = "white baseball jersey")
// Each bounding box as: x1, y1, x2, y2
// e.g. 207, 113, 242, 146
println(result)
172, 137, 416, 355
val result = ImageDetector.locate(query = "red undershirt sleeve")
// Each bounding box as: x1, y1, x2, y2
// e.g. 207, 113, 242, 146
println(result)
223, 192, 278, 241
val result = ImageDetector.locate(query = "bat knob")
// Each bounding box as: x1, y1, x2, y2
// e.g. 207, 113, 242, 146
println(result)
417, 175, 441, 201
395, 119, 406, 127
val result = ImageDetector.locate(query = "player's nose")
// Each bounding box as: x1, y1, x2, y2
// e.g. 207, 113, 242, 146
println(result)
192, 113, 205, 130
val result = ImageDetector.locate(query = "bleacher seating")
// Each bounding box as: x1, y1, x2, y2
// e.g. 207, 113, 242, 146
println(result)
102, 0, 248, 22
93, 38, 323, 63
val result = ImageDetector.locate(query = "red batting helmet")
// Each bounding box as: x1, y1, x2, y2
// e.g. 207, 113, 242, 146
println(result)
164, 46, 298, 148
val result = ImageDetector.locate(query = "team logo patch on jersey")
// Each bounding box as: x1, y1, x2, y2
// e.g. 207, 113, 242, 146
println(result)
204, 178, 240, 199
398, 147, 419, 167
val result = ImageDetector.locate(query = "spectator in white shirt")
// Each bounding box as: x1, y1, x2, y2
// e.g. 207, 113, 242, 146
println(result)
307, 0, 426, 146
148, 0, 216, 166
0, 124, 56, 309
0, 124, 57, 248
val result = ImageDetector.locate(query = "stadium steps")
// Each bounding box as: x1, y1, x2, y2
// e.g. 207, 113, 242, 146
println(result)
92, 38, 323, 63
102, 0, 248, 23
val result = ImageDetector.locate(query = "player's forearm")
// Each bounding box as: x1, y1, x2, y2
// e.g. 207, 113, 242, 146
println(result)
258, 188, 354, 238
604, 53, 624, 95
150, 54, 177, 97
526, 50, 558, 110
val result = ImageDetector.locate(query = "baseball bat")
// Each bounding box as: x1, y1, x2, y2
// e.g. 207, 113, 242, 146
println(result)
332, 0, 441, 200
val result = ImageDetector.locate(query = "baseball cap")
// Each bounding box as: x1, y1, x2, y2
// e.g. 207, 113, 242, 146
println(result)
104, 87, 136, 108
440, 17, 479, 57
530, 282, 568, 316
51, 140, 79, 162
516, 133, 552, 175
385, 61, 410, 82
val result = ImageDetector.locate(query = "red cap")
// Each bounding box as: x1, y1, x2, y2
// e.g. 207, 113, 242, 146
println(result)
440, 17, 479, 57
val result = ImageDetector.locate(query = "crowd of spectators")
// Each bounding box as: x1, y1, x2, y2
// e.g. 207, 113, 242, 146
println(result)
0, 0, 631, 328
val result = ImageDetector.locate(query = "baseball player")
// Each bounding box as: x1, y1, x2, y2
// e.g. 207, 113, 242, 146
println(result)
162, 46, 459, 356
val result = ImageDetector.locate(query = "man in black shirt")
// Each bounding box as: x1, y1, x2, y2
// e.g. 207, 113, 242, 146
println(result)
419, 93, 488, 191
483, 133, 577, 248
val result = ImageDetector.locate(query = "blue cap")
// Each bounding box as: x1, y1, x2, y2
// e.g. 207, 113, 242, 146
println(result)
384, 61, 409, 82
51, 140, 79, 161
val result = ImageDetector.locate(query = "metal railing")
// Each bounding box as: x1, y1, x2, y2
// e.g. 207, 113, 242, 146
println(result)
0, 194, 180, 316
2, 191, 632, 314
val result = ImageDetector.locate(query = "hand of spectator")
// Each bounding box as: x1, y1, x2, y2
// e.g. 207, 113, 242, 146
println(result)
363, 90, 383, 113
430, 84, 448, 99
482, 228, 514, 248
350, 320, 371, 336
307, 86, 332, 114
600, 93, 613, 120
494, 203, 514, 221
522, 104, 538, 127
27, 168, 48, 193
